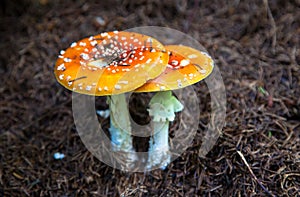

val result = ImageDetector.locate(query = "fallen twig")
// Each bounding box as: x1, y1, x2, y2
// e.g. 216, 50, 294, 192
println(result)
237, 150, 275, 197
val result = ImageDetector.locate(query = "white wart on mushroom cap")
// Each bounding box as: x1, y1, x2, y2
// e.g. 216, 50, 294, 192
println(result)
54, 31, 169, 96
135, 45, 214, 92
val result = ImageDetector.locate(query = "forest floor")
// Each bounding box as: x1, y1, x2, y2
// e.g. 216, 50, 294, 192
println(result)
1, 0, 299, 196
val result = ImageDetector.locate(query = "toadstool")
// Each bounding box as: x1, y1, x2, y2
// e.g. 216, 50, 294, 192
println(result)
135, 45, 214, 169
54, 31, 169, 164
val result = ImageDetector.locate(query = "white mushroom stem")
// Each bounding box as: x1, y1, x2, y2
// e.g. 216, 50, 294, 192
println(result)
108, 94, 136, 161
147, 91, 183, 170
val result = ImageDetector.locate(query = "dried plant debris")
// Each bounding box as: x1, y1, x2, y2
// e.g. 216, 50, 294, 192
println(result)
1, 0, 299, 196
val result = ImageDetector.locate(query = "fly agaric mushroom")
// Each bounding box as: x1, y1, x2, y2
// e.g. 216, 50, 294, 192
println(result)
135, 45, 214, 169
54, 31, 169, 163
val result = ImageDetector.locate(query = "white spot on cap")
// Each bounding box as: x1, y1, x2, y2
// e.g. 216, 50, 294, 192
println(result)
60, 50, 65, 55
122, 53, 127, 58
177, 79, 182, 87
200, 69, 207, 74
101, 32, 108, 37
98, 87, 102, 91
64, 58, 72, 63
79, 42, 86, 46
70, 42, 77, 48
118, 80, 128, 84
104, 86, 108, 91
160, 86, 166, 90
88, 59, 108, 68
59, 74, 64, 80
180, 59, 190, 67
167, 64, 173, 68
189, 73, 195, 79
66, 76, 71, 81
114, 84, 121, 90
171, 60, 179, 65
201, 51, 212, 59
80, 61, 86, 66
90, 40, 97, 46
57, 63, 65, 71
81, 53, 89, 60
86, 86, 92, 91
146, 58, 152, 64
188, 54, 198, 59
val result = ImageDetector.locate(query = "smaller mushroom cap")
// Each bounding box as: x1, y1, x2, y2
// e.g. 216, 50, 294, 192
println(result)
54, 31, 169, 96
135, 45, 214, 92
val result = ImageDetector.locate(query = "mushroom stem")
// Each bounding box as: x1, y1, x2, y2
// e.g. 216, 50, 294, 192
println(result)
147, 91, 183, 169
108, 94, 136, 160
147, 121, 170, 169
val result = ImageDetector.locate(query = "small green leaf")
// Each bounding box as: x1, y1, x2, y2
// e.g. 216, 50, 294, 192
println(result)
268, 131, 272, 137
258, 86, 269, 96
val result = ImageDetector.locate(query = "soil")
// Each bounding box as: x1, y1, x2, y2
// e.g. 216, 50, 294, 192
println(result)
1, 0, 299, 196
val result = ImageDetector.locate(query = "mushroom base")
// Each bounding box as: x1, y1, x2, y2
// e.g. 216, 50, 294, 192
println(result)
147, 121, 171, 170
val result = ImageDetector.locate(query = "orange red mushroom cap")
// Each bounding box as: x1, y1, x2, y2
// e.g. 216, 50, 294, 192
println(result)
54, 31, 169, 96
135, 45, 214, 92
54, 31, 214, 95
